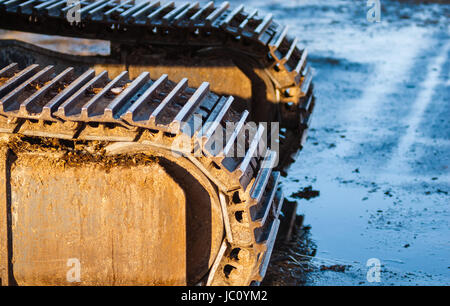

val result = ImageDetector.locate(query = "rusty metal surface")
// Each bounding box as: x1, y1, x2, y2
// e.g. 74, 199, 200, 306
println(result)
12, 155, 188, 285
0, 141, 11, 285
0, 62, 286, 285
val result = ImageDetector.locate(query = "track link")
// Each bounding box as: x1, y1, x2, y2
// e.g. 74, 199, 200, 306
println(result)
0, 62, 284, 285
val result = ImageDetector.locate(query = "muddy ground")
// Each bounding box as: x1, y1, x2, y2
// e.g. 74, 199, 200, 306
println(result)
256, 0, 449, 286
1, 0, 448, 286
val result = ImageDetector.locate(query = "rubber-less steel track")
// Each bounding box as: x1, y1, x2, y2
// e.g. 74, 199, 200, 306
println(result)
0, 0, 315, 144
0, 62, 284, 285
0, 1, 316, 285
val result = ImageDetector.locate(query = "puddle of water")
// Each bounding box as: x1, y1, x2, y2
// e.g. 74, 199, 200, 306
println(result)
291, 175, 450, 275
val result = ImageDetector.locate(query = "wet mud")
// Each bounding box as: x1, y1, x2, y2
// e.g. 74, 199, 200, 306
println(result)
7, 135, 159, 170
256, 0, 449, 286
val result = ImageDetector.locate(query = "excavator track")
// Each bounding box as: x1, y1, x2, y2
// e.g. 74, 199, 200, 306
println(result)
0, 62, 287, 285
0, 1, 316, 286
0, 0, 315, 145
